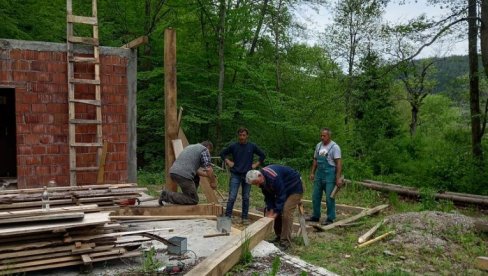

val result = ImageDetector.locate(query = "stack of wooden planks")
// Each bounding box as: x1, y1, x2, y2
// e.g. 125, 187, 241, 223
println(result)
0, 209, 148, 274
0, 184, 164, 274
0, 184, 147, 212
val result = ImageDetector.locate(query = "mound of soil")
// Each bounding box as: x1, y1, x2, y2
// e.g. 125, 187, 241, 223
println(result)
386, 211, 476, 251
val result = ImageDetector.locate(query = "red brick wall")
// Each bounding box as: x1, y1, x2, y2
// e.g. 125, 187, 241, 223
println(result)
0, 49, 129, 188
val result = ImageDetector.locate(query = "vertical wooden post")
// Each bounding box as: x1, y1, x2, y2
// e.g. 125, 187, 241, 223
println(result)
164, 29, 178, 192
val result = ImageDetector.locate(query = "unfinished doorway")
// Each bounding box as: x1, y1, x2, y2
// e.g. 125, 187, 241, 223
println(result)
0, 88, 17, 178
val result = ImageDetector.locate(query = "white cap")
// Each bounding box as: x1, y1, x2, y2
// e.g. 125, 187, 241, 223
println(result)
246, 170, 261, 184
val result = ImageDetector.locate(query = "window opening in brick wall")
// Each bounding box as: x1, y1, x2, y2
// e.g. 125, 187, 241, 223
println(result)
0, 88, 17, 179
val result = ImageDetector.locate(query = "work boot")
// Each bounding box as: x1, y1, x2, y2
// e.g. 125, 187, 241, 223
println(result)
321, 219, 334, 226
305, 216, 319, 222
266, 236, 280, 244
277, 240, 291, 251
158, 190, 168, 206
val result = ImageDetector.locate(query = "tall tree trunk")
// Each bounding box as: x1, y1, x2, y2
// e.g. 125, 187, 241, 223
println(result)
272, 0, 283, 93
480, 0, 488, 139
345, 8, 357, 125
410, 103, 419, 136
142, 0, 152, 71
217, 0, 226, 146
249, 0, 269, 56
468, 0, 483, 159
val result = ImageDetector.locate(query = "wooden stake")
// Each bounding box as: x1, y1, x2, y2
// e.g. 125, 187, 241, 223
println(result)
358, 219, 388, 244
164, 28, 178, 192
297, 203, 309, 246
356, 231, 395, 248
475, 256, 488, 271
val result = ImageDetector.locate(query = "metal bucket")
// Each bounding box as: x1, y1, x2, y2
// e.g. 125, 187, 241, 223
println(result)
216, 216, 232, 233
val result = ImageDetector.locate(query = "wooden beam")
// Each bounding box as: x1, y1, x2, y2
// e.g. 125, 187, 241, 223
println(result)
200, 178, 219, 204
120, 36, 148, 49
0, 212, 84, 225
110, 204, 223, 217
358, 219, 387, 244
475, 256, 488, 271
301, 199, 366, 214
96, 140, 108, 184
313, 204, 389, 232
164, 28, 178, 192
0, 212, 110, 238
356, 231, 395, 248
354, 180, 488, 207
0, 205, 99, 219
187, 217, 274, 276
230, 209, 310, 232
110, 215, 216, 221
172, 139, 184, 158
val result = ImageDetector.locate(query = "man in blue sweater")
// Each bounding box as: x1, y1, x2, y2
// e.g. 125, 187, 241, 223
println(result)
246, 165, 303, 249
220, 127, 266, 225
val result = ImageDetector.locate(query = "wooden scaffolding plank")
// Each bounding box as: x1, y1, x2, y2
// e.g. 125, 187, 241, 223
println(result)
313, 204, 389, 232
111, 204, 224, 217
0, 212, 110, 237
187, 217, 274, 276
0, 212, 84, 225
0, 184, 137, 195
0, 243, 101, 263
301, 199, 366, 214
1, 251, 140, 275
120, 36, 148, 49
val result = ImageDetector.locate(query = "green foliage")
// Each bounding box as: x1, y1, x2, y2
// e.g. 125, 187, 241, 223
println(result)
1, 0, 487, 196
139, 247, 163, 273
419, 187, 437, 211
269, 255, 281, 276
240, 233, 253, 265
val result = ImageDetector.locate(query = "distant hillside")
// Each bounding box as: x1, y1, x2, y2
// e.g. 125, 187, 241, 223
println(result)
418, 55, 484, 103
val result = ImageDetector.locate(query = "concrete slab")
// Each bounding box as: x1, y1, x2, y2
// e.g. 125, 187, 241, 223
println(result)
29, 218, 241, 275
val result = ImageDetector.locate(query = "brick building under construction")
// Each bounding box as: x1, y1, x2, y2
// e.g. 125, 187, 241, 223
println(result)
0, 39, 137, 188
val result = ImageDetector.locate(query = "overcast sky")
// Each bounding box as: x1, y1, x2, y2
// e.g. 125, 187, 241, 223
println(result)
294, 1, 468, 58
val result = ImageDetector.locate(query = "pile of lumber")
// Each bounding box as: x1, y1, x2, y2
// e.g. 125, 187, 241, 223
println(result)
0, 209, 144, 274
0, 184, 146, 212
350, 179, 488, 207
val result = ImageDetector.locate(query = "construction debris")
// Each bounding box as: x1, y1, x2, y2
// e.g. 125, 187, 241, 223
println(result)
356, 231, 395, 248
358, 218, 388, 244
0, 184, 155, 274
313, 204, 389, 232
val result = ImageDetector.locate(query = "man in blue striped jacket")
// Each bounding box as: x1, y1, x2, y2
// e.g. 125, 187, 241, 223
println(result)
246, 165, 303, 249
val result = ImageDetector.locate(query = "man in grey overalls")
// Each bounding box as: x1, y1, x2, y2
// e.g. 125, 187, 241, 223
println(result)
307, 128, 343, 225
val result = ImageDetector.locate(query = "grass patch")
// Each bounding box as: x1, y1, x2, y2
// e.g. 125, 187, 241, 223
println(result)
136, 168, 488, 275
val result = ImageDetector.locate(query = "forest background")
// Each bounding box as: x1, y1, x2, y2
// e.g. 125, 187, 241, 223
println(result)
1, 0, 487, 195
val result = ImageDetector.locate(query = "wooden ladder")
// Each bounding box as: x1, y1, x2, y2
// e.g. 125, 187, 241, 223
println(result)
66, 0, 102, 186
